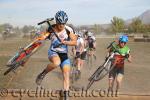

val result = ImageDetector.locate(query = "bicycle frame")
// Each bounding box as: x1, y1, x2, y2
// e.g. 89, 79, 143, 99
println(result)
6, 32, 49, 66
4, 18, 62, 75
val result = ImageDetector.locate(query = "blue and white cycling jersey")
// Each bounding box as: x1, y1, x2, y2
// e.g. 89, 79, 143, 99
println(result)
49, 25, 74, 53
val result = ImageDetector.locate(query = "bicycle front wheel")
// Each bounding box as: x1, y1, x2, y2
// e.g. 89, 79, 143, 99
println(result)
86, 79, 95, 90
4, 63, 20, 75
94, 60, 113, 81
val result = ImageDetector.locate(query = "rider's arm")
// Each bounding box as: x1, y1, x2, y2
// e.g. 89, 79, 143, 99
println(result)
62, 32, 77, 46
93, 41, 96, 50
92, 36, 96, 49
127, 53, 132, 63
45, 27, 54, 40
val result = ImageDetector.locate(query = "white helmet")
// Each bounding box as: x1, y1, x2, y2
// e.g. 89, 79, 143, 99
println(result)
75, 31, 82, 37
87, 32, 93, 36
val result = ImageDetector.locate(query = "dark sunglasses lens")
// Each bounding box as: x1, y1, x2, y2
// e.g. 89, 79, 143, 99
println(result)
121, 42, 126, 43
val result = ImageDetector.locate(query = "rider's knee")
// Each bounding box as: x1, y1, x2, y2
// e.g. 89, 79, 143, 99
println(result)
62, 65, 70, 73
47, 61, 60, 69
116, 74, 123, 83
49, 58, 61, 67
54, 61, 61, 66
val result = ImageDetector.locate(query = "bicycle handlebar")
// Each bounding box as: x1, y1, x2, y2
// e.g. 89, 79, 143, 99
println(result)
107, 41, 115, 49
37, 18, 54, 25
37, 18, 61, 42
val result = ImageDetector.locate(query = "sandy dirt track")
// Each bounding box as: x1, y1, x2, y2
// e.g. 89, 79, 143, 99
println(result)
0, 37, 150, 100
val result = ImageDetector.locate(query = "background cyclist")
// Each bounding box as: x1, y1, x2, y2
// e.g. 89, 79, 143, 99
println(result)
85, 31, 96, 62
72, 31, 86, 79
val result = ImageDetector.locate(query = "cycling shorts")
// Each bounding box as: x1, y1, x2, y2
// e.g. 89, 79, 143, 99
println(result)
48, 50, 70, 68
75, 51, 87, 60
109, 66, 124, 79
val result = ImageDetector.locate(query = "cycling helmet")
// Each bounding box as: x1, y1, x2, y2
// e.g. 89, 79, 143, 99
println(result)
55, 11, 68, 24
119, 35, 128, 42
75, 31, 82, 37
87, 32, 93, 37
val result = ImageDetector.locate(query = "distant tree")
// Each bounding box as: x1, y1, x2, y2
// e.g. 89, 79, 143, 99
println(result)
93, 24, 101, 34
0, 23, 13, 33
129, 18, 144, 33
22, 25, 34, 35
22, 25, 29, 34
143, 24, 150, 33
111, 16, 125, 34
13, 27, 22, 34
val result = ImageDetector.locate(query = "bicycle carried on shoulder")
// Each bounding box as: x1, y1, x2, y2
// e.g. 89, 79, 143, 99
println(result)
86, 41, 123, 90
4, 18, 61, 75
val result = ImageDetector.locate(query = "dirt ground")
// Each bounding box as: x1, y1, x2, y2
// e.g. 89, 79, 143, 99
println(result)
0, 37, 150, 100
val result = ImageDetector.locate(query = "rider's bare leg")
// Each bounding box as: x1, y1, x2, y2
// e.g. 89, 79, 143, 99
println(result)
80, 60, 84, 70
115, 74, 123, 96
76, 58, 81, 71
108, 77, 115, 96
61, 65, 70, 91
61, 65, 70, 100
41, 56, 60, 75
76, 57, 82, 79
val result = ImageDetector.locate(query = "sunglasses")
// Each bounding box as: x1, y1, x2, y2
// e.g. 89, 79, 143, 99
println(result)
120, 41, 126, 44
57, 23, 65, 25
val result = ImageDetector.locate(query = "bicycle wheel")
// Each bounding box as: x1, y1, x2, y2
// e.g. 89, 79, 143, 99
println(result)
86, 78, 95, 90
88, 65, 103, 81
4, 63, 20, 75
94, 59, 114, 81
6, 48, 25, 67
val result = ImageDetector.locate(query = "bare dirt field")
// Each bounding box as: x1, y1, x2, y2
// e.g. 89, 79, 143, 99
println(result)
0, 37, 150, 100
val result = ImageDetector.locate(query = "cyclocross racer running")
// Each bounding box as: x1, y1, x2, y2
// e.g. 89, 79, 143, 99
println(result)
35, 11, 77, 100
107, 35, 132, 96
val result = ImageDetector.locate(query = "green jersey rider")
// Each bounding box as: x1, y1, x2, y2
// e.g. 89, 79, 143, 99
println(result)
107, 35, 132, 96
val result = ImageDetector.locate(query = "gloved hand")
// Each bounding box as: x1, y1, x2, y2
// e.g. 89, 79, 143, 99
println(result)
125, 54, 129, 59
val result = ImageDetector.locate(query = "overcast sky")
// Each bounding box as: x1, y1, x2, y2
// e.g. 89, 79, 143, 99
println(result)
0, 0, 149, 26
